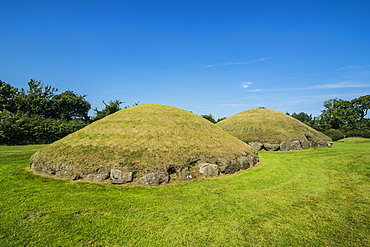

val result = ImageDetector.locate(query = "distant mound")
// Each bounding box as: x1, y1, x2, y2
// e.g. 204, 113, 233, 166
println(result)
31, 104, 258, 186
216, 108, 332, 151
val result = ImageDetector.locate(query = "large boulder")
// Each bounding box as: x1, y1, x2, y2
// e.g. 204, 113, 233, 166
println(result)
290, 140, 302, 150
139, 171, 169, 186
110, 169, 133, 184
280, 141, 291, 151
300, 140, 310, 149
249, 142, 264, 151
263, 143, 280, 151
199, 163, 219, 177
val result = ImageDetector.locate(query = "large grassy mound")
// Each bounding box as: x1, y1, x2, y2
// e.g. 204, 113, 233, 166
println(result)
31, 104, 258, 185
216, 108, 332, 151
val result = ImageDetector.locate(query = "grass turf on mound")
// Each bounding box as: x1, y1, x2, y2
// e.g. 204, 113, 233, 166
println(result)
0, 138, 369, 246
31, 104, 255, 172
216, 108, 331, 144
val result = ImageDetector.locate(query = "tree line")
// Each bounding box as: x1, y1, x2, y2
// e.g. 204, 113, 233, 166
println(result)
0, 79, 126, 145
286, 95, 370, 140
201, 96, 370, 141
1, 79, 369, 144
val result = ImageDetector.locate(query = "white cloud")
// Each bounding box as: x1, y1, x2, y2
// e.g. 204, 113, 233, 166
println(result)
224, 56, 272, 66
241, 82, 252, 88
247, 82, 370, 92
224, 61, 247, 66
205, 64, 216, 68
206, 56, 273, 68
307, 82, 370, 89
247, 89, 263, 92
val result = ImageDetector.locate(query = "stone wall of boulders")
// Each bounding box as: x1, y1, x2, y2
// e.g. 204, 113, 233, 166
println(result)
248, 140, 333, 151
29, 152, 259, 186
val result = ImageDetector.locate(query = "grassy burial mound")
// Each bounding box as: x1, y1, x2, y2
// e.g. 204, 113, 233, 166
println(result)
216, 108, 332, 151
30, 104, 258, 186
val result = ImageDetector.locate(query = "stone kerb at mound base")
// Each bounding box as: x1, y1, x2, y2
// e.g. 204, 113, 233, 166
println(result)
30, 152, 259, 186
249, 140, 333, 151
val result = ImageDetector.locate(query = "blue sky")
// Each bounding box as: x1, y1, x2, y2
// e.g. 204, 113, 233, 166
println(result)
1, 0, 370, 119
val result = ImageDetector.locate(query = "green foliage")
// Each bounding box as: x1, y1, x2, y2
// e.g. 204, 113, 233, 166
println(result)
324, 129, 345, 141
0, 79, 91, 144
0, 80, 18, 112
201, 114, 227, 123
13, 79, 58, 116
201, 114, 216, 124
216, 117, 227, 122
318, 95, 370, 132
48, 91, 91, 121
1, 139, 370, 246
287, 112, 314, 126
346, 129, 370, 138
0, 111, 88, 145
92, 99, 123, 121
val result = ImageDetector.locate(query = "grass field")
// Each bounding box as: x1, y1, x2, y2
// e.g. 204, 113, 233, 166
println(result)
0, 138, 369, 246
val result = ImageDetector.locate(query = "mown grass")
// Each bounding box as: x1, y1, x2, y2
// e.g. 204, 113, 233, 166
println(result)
1, 138, 369, 246
216, 108, 331, 143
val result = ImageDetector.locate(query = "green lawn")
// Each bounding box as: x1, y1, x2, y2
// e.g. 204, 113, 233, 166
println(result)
0, 139, 369, 246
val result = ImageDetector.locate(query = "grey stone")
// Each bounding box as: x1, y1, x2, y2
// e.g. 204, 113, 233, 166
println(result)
237, 155, 251, 170
110, 169, 133, 184
280, 141, 291, 151
84, 168, 110, 182
219, 162, 241, 174
249, 142, 264, 151
139, 171, 169, 186
310, 141, 318, 148
55, 170, 80, 180
176, 167, 192, 180
247, 153, 259, 167
30, 163, 55, 176
318, 140, 332, 148
300, 140, 310, 149
199, 163, 219, 177
290, 140, 302, 150
263, 143, 280, 151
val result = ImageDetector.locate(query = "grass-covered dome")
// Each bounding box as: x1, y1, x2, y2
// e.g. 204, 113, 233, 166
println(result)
216, 108, 332, 151
31, 104, 258, 185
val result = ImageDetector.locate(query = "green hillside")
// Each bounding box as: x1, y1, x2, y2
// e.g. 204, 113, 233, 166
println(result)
31, 104, 257, 185
217, 108, 332, 150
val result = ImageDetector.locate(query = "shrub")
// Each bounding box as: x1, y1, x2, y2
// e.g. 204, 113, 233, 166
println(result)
346, 130, 370, 138
324, 129, 344, 141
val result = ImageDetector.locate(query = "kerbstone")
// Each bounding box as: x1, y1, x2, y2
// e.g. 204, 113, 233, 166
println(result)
280, 141, 291, 151
199, 163, 219, 177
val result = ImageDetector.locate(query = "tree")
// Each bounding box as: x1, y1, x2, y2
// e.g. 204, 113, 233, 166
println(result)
201, 114, 216, 124
351, 95, 370, 121
289, 112, 313, 125
92, 99, 123, 121
0, 79, 92, 144
0, 80, 18, 112
317, 95, 370, 133
13, 79, 57, 116
216, 117, 227, 122
48, 91, 91, 121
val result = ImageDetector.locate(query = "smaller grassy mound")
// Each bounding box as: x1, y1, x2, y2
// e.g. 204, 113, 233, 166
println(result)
216, 108, 332, 150
31, 104, 258, 185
